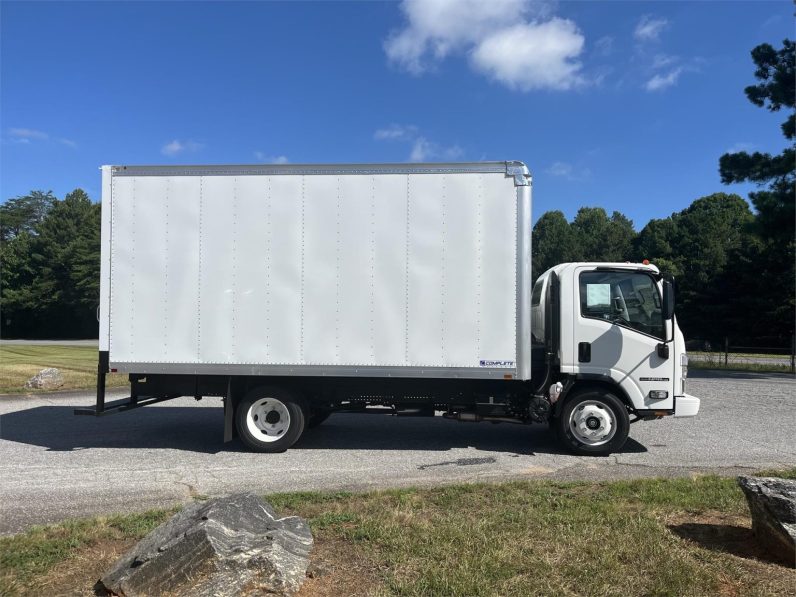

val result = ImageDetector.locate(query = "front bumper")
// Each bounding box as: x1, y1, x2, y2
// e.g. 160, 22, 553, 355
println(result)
674, 394, 700, 417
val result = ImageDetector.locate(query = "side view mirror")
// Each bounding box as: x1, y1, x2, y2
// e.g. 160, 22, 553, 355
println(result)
662, 279, 675, 321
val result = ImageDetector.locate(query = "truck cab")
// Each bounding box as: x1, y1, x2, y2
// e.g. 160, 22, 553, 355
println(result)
532, 262, 700, 455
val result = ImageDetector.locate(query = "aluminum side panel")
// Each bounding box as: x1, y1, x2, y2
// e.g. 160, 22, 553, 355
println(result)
302, 175, 343, 364
406, 173, 446, 364
198, 177, 236, 362
163, 177, 201, 362
98, 167, 112, 351
479, 173, 518, 367
371, 175, 409, 365
266, 176, 303, 363
230, 176, 271, 363
107, 166, 521, 374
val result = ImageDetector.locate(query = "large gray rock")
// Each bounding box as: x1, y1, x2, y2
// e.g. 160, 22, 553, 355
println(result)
737, 475, 796, 566
24, 367, 64, 390
99, 493, 313, 596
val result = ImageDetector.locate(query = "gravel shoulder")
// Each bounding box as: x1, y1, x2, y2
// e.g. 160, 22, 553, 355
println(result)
0, 370, 794, 535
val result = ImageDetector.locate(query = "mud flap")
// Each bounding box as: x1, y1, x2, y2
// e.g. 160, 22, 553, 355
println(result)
224, 378, 234, 443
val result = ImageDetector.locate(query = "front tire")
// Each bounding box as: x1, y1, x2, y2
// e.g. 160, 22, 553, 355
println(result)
555, 388, 629, 456
235, 387, 306, 453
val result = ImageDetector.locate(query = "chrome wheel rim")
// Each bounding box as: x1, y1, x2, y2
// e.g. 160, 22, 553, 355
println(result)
569, 400, 616, 446
246, 397, 290, 442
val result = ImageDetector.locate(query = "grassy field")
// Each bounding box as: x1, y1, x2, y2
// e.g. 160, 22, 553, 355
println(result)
689, 359, 794, 374
688, 351, 794, 374
0, 345, 127, 394
1, 471, 794, 596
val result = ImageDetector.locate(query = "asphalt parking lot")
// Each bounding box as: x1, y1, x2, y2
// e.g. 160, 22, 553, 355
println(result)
0, 369, 794, 535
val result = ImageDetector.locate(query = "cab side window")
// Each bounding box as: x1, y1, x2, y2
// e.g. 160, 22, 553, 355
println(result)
579, 271, 664, 340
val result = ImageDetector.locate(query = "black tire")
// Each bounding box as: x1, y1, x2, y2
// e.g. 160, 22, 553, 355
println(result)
555, 388, 629, 456
235, 387, 306, 453
307, 410, 332, 429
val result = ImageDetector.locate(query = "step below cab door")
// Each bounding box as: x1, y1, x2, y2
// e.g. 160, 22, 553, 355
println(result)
571, 267, 675, 412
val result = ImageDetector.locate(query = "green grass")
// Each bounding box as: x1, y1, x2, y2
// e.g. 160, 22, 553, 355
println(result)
2, 471, 795, 596
0, 345, 127, 394
690, 359, 794, 374
689, 351, 791, 360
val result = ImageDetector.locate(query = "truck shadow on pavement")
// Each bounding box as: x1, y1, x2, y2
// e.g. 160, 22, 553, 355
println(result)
0, 406, 648, 456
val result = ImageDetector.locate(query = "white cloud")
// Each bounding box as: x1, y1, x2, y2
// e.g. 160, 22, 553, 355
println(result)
651, 54, 677, 69
645, 67, 683, 91
374, 124, 418, 140
594, 36, 614, 57
726, 142, 755, 154
10, 128, 49, 140
409, 137, 463, 162
384, 0, 585, 91
471, 19, 585, 91
547, 161, 573, 177
634, 15, 669, 42
545, 160, 591, 180
6, 128, 76, 148
374, 123, 462, 162
161, 139, 203, 156
254, 151, 289, 164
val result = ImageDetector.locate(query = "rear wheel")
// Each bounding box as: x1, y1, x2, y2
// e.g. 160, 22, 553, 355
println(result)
555, 388, 629, 456
235, 387, 306, 453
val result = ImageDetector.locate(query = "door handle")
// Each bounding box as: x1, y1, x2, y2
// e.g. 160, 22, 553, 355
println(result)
578, 342, 591, 363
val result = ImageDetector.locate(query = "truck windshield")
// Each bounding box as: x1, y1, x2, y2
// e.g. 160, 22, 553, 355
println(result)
579, 271, 664, 340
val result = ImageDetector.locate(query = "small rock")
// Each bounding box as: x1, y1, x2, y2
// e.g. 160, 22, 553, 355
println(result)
737, 475, 796, 567
24, 368, 64, 390
99, 493, 313, 596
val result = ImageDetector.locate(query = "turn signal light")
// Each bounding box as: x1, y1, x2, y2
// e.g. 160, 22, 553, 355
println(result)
648, 390, 668, 400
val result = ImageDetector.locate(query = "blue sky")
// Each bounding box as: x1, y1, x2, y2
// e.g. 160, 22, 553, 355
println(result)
1, 0, 792, 227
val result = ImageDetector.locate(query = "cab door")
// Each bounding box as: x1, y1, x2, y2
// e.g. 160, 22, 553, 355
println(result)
573, 267, 674, 411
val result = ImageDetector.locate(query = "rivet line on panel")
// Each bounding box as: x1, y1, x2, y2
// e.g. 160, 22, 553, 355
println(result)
299, 175, 305, 362
110, 175, 116, 353
513, 184, 518, 350
198, 176, 203, 359
164, 178, 169, 357
476, 175, 483, 361
265, 176, 271, 361
404, 174, 411, 365
131, 177, 136, 357
335, 176, 341, 361
370, 176, 376, 360
231, 177, 238, 359
440, 175, 446, 362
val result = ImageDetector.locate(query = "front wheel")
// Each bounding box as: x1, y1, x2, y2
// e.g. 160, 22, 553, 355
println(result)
235, 387, 306, 453
555, 389, 629, 456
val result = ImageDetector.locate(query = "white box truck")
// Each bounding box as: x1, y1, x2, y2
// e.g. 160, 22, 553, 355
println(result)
76, 161, 700, 455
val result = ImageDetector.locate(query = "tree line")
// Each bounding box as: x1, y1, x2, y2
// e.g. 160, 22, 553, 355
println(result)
1, 40, 793, 346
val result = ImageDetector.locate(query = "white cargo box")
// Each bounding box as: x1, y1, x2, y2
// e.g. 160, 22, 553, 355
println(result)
98, 162, 532, 379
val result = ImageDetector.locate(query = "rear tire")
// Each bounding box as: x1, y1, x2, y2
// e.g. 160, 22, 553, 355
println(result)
555, 388, 629, 456
235, 387, 306, 453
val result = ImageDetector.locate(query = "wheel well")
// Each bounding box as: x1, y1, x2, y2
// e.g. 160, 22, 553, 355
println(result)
555, 379, 633, 417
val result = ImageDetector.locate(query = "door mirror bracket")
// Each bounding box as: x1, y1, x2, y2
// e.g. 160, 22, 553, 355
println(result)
662, 279, 675, 321
659, 278, 675, 354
